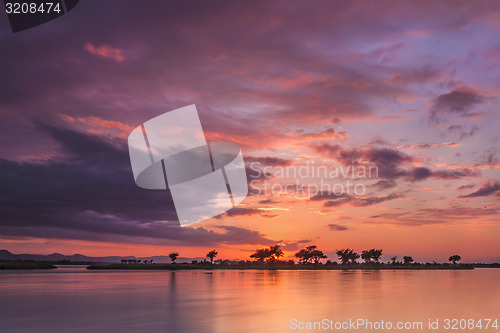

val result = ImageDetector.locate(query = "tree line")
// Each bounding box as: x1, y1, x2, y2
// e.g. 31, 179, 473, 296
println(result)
119, 246, 462, 266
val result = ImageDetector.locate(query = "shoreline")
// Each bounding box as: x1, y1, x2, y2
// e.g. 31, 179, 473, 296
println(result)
86, 263, 479, 270
0, 262, 57, 269
3, 261, 499, 270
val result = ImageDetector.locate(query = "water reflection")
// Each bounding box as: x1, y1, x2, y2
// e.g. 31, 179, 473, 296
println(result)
0, 268, 498, 333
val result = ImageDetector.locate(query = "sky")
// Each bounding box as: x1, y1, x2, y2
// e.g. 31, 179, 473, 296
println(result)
0, 1, 499, 262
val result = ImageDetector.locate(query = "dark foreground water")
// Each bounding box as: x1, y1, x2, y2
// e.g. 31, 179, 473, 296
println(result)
0, 267, 499, 333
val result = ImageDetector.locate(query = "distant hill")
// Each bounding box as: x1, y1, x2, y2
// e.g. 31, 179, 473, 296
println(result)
0, 249, 205, 264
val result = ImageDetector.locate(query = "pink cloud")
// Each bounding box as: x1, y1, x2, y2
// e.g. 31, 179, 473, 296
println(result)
60, 114, 134, 133
369, 207, 498, 226
84, 43, 125, 62
392, 142, 458, 150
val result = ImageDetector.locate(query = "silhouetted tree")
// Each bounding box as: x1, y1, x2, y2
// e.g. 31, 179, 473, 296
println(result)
403, 256, 414, 265
350, 252, 360, 264
121, 259, 127, 264
361, 249, 383, 264
449, 255, 461, 265
250, 245, 283, 263
390, 256, 397, 265
267, 245, 284, 263
169, 252, 179, 263
250, 248, 270, 263
336, 249, 360, 264
295, 247, 310, 264
206, 250, 218, 264
295, 245, 327, 264
371, 249, 382, 263
336, 249, 350, 265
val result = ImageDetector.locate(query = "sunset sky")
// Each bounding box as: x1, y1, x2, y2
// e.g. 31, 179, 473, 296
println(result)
1, 1, 499, 262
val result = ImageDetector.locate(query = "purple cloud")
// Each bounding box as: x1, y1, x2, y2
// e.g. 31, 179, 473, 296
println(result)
459, 182, 500, 198
326, 224, 349, 231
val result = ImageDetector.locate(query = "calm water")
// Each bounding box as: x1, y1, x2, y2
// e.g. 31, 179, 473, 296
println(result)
0, 267, 499, 333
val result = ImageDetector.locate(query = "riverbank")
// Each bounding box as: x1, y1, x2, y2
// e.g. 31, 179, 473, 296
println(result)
0, 261, 57, 269
86, 263, 477, 270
